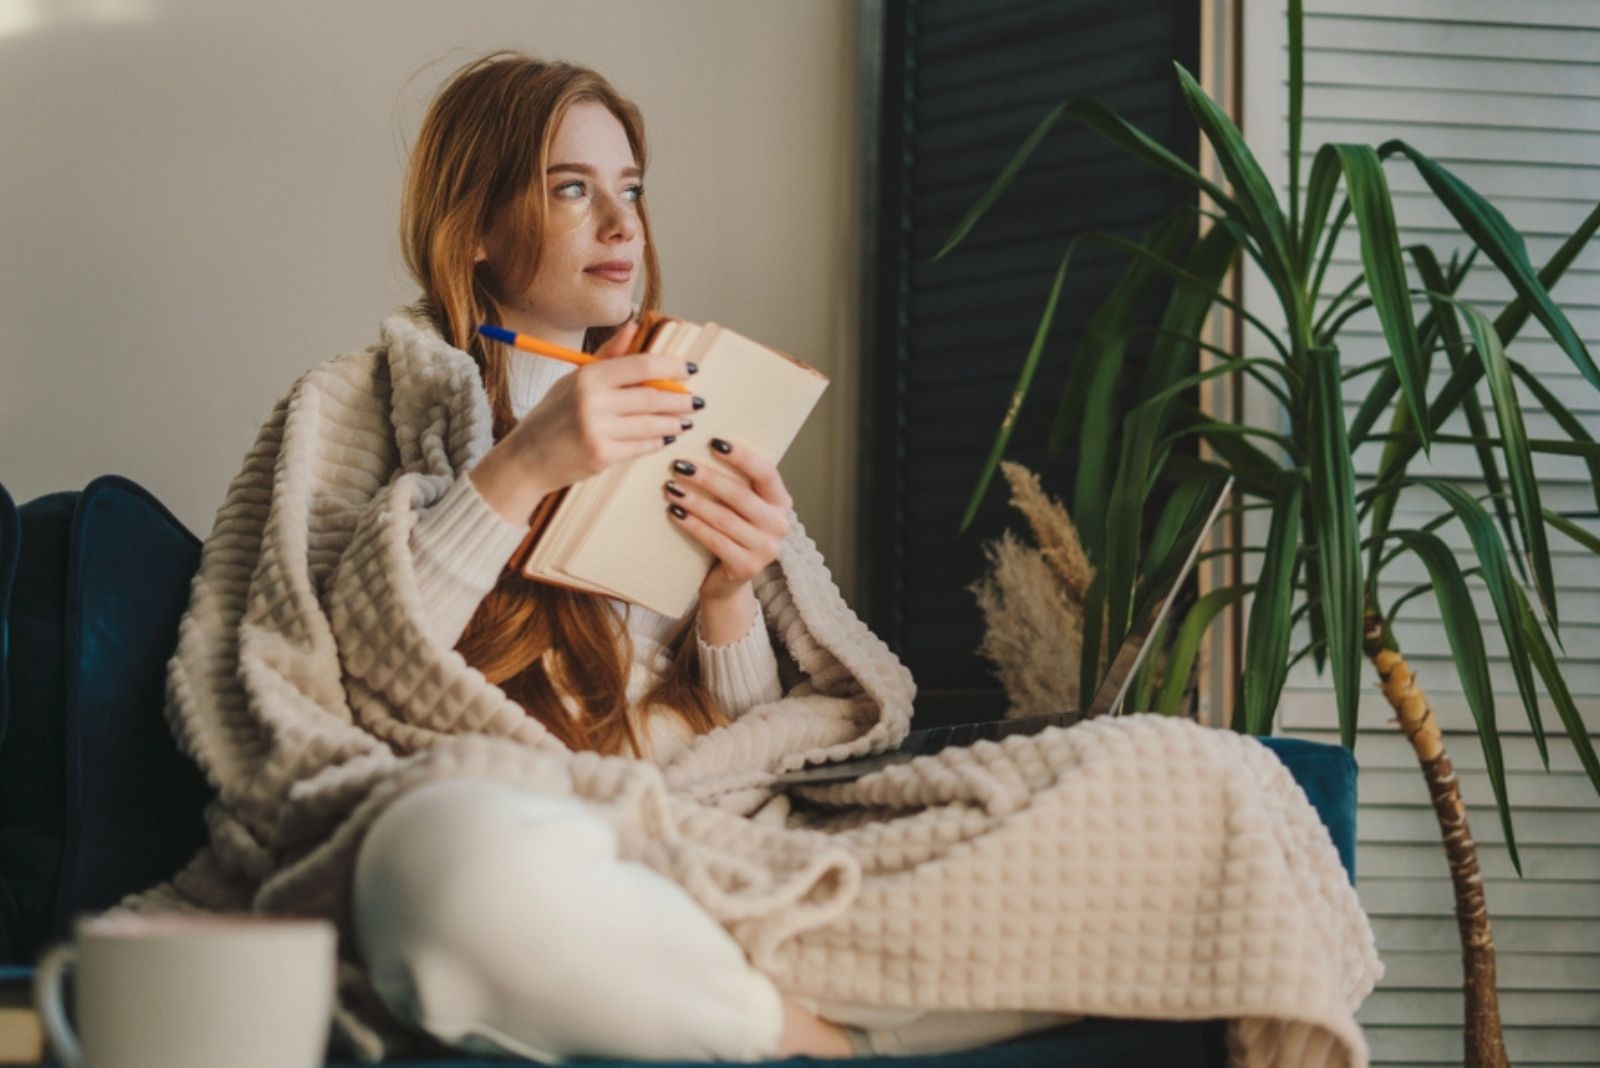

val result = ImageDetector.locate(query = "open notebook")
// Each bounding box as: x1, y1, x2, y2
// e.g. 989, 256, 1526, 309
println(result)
510, 314, 829, 619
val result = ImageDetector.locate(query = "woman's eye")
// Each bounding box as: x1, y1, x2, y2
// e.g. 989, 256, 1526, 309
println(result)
553, 180, 644, 203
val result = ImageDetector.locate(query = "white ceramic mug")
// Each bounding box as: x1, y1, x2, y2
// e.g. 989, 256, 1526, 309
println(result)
33, 911, 336, 1068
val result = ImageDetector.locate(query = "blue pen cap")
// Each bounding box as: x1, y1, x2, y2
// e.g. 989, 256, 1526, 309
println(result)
477, 323, 516, 344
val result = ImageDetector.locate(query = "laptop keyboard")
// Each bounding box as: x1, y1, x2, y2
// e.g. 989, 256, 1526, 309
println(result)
920, 713, 1071, 755
772, 713, 1077, 787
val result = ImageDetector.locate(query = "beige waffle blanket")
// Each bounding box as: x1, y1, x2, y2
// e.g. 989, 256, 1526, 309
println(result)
115, 302, 1382, 1065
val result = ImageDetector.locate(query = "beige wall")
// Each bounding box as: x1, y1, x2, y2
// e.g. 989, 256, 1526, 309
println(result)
0, 0, 864, 601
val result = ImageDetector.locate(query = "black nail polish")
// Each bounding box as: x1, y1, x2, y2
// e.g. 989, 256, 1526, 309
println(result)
686, 361, 698, 375
672, 459, 696, 476
710, 437, 732, 454
668, 503, 687, 519
664, 480, 687, 498
680, 417, 694, 430
663, 434, 676, 445
691, 395, 705, 410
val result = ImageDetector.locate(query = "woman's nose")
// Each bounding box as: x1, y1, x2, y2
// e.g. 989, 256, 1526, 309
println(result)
598, 193, 638, 238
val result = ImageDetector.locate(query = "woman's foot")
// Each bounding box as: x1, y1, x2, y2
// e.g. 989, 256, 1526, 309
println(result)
775, 992, 856, 1057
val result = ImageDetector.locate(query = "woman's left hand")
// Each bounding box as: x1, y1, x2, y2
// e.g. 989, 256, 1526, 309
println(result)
663, 437, 792, 603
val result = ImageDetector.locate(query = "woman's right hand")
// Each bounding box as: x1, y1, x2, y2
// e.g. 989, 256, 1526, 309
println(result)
470, 319, 701, 525
505, 318, 699, 490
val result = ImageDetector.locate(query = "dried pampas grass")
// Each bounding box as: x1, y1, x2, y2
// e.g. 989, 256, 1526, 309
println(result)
998, 460, 1093, 603
970, 530, 1084, 717
968, 461, 1095, 719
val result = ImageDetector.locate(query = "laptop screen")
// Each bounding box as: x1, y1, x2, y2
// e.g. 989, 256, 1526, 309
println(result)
1083, 475, 1234, 718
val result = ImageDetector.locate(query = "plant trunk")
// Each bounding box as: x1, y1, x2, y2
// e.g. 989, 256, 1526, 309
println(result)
1363, 612, 1508, 1068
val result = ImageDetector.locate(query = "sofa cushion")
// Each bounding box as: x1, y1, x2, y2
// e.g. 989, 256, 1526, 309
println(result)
0, 484, 75, 964
0, 476, 211, 964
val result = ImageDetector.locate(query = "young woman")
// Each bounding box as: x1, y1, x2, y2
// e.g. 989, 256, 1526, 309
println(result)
347, 51, 868, 1061
402, 54, 794, 768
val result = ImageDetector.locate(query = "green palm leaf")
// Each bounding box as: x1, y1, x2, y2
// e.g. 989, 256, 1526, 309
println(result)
1310, 199, 1354, 316
1511, 362, 1600, 515
1171, 62, 1295, 305
1410, 247, 1523, 577
1545, 509, 1600, 555
1305, 344, 1364, 747
1346, 249, 1475, 450
1095, 225, 1245, 658
1287, 0, 1305, 253
1415, 478, 1549, 768
1323, 144, 1429, 449
1515, 581, 1600, 808
1155, 584, 1250, 715
956, 243, 1075, 535
1139, 223, 1243, 406
1078, 570, 1106, 725
1386, 529, 1519, 873
1054, 215, 1192, 560
1382, 141, 1598, 390
1450, 299, 1560, 634
932, 98, 1236, 264
1240, 478, 1303, 735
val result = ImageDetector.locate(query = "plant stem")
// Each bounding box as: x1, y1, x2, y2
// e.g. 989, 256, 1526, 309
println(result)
1362, 611, 1507, 1068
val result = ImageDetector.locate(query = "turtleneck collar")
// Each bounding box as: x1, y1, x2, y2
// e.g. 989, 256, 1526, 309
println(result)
506, 351, 577, 419
387, 299, 579, 421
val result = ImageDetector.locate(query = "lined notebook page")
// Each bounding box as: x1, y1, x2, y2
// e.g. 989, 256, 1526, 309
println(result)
559, 323, 828, 618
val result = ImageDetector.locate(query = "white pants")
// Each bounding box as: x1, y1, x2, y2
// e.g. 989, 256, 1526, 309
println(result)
351, 779, 1079, 1062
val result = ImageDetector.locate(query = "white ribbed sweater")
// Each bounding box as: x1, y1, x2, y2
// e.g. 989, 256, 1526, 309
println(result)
407, 348, 782, 763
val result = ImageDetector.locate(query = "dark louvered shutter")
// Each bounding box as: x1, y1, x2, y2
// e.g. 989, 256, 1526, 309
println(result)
860, 0, 1203, 726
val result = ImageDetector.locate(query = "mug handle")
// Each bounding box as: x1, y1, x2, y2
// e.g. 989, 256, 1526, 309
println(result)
34, 942, 85, 1068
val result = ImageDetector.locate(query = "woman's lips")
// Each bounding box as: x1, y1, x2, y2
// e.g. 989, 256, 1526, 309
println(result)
585, 268, 632, 283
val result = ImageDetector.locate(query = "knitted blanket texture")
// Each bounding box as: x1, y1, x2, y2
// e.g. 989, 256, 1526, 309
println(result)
115, 302, 1383, 1065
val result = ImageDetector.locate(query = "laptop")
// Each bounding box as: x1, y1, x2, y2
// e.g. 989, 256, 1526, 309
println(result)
774, 475, 1234, 787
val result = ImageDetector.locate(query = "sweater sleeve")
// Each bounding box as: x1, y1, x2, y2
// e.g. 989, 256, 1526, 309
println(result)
695, 608, 784, 719
409, 470, 531, 648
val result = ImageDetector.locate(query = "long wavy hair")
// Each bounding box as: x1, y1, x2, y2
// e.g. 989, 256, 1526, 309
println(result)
399, 51, 732, 758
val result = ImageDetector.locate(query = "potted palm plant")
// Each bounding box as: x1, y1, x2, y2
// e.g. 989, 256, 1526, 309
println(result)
934, 4, 1600, 1066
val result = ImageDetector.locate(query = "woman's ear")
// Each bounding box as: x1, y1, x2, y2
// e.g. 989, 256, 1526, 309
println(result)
474, 243, 488, 264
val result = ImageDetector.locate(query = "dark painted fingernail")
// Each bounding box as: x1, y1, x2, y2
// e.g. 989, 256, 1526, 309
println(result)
668, 503, 687, 519
663, 434, 676, 445
680, 417, 694, 430
710, 437, 732, 454
672, 459, 696, 476
686, 361, 698, 374
664, 479, 686, 498
692, 395, 705, 410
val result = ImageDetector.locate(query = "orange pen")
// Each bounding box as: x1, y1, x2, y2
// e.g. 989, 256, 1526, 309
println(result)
475, 323, 691, 395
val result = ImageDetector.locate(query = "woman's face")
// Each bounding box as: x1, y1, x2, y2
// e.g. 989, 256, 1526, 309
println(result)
477, 100, 646, 348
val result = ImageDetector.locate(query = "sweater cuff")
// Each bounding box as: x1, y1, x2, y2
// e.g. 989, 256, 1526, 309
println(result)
696, 608, 784, 718
410, 471, 530, 647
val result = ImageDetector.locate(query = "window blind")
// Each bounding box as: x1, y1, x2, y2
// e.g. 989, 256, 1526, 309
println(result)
1242, 3, 1600, 1063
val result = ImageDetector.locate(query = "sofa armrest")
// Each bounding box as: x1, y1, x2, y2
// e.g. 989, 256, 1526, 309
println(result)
1255, 735, 1358, 884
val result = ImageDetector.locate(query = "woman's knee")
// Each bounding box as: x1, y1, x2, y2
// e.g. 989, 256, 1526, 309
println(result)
355, 780, 609, 923
347, 777, 785, 1062
350, 779, 617, 1031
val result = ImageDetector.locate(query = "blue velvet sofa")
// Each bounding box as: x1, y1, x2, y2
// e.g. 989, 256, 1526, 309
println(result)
0, 475, 1358, 1067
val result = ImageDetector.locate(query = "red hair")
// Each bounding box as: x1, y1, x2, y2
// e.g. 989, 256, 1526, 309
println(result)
399, 51, 731, 757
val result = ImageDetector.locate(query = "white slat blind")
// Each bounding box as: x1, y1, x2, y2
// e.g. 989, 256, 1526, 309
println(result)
1241, 3, 1600, 1064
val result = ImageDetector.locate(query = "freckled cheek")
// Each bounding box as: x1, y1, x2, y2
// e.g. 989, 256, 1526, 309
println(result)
547, 198, 593, 233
